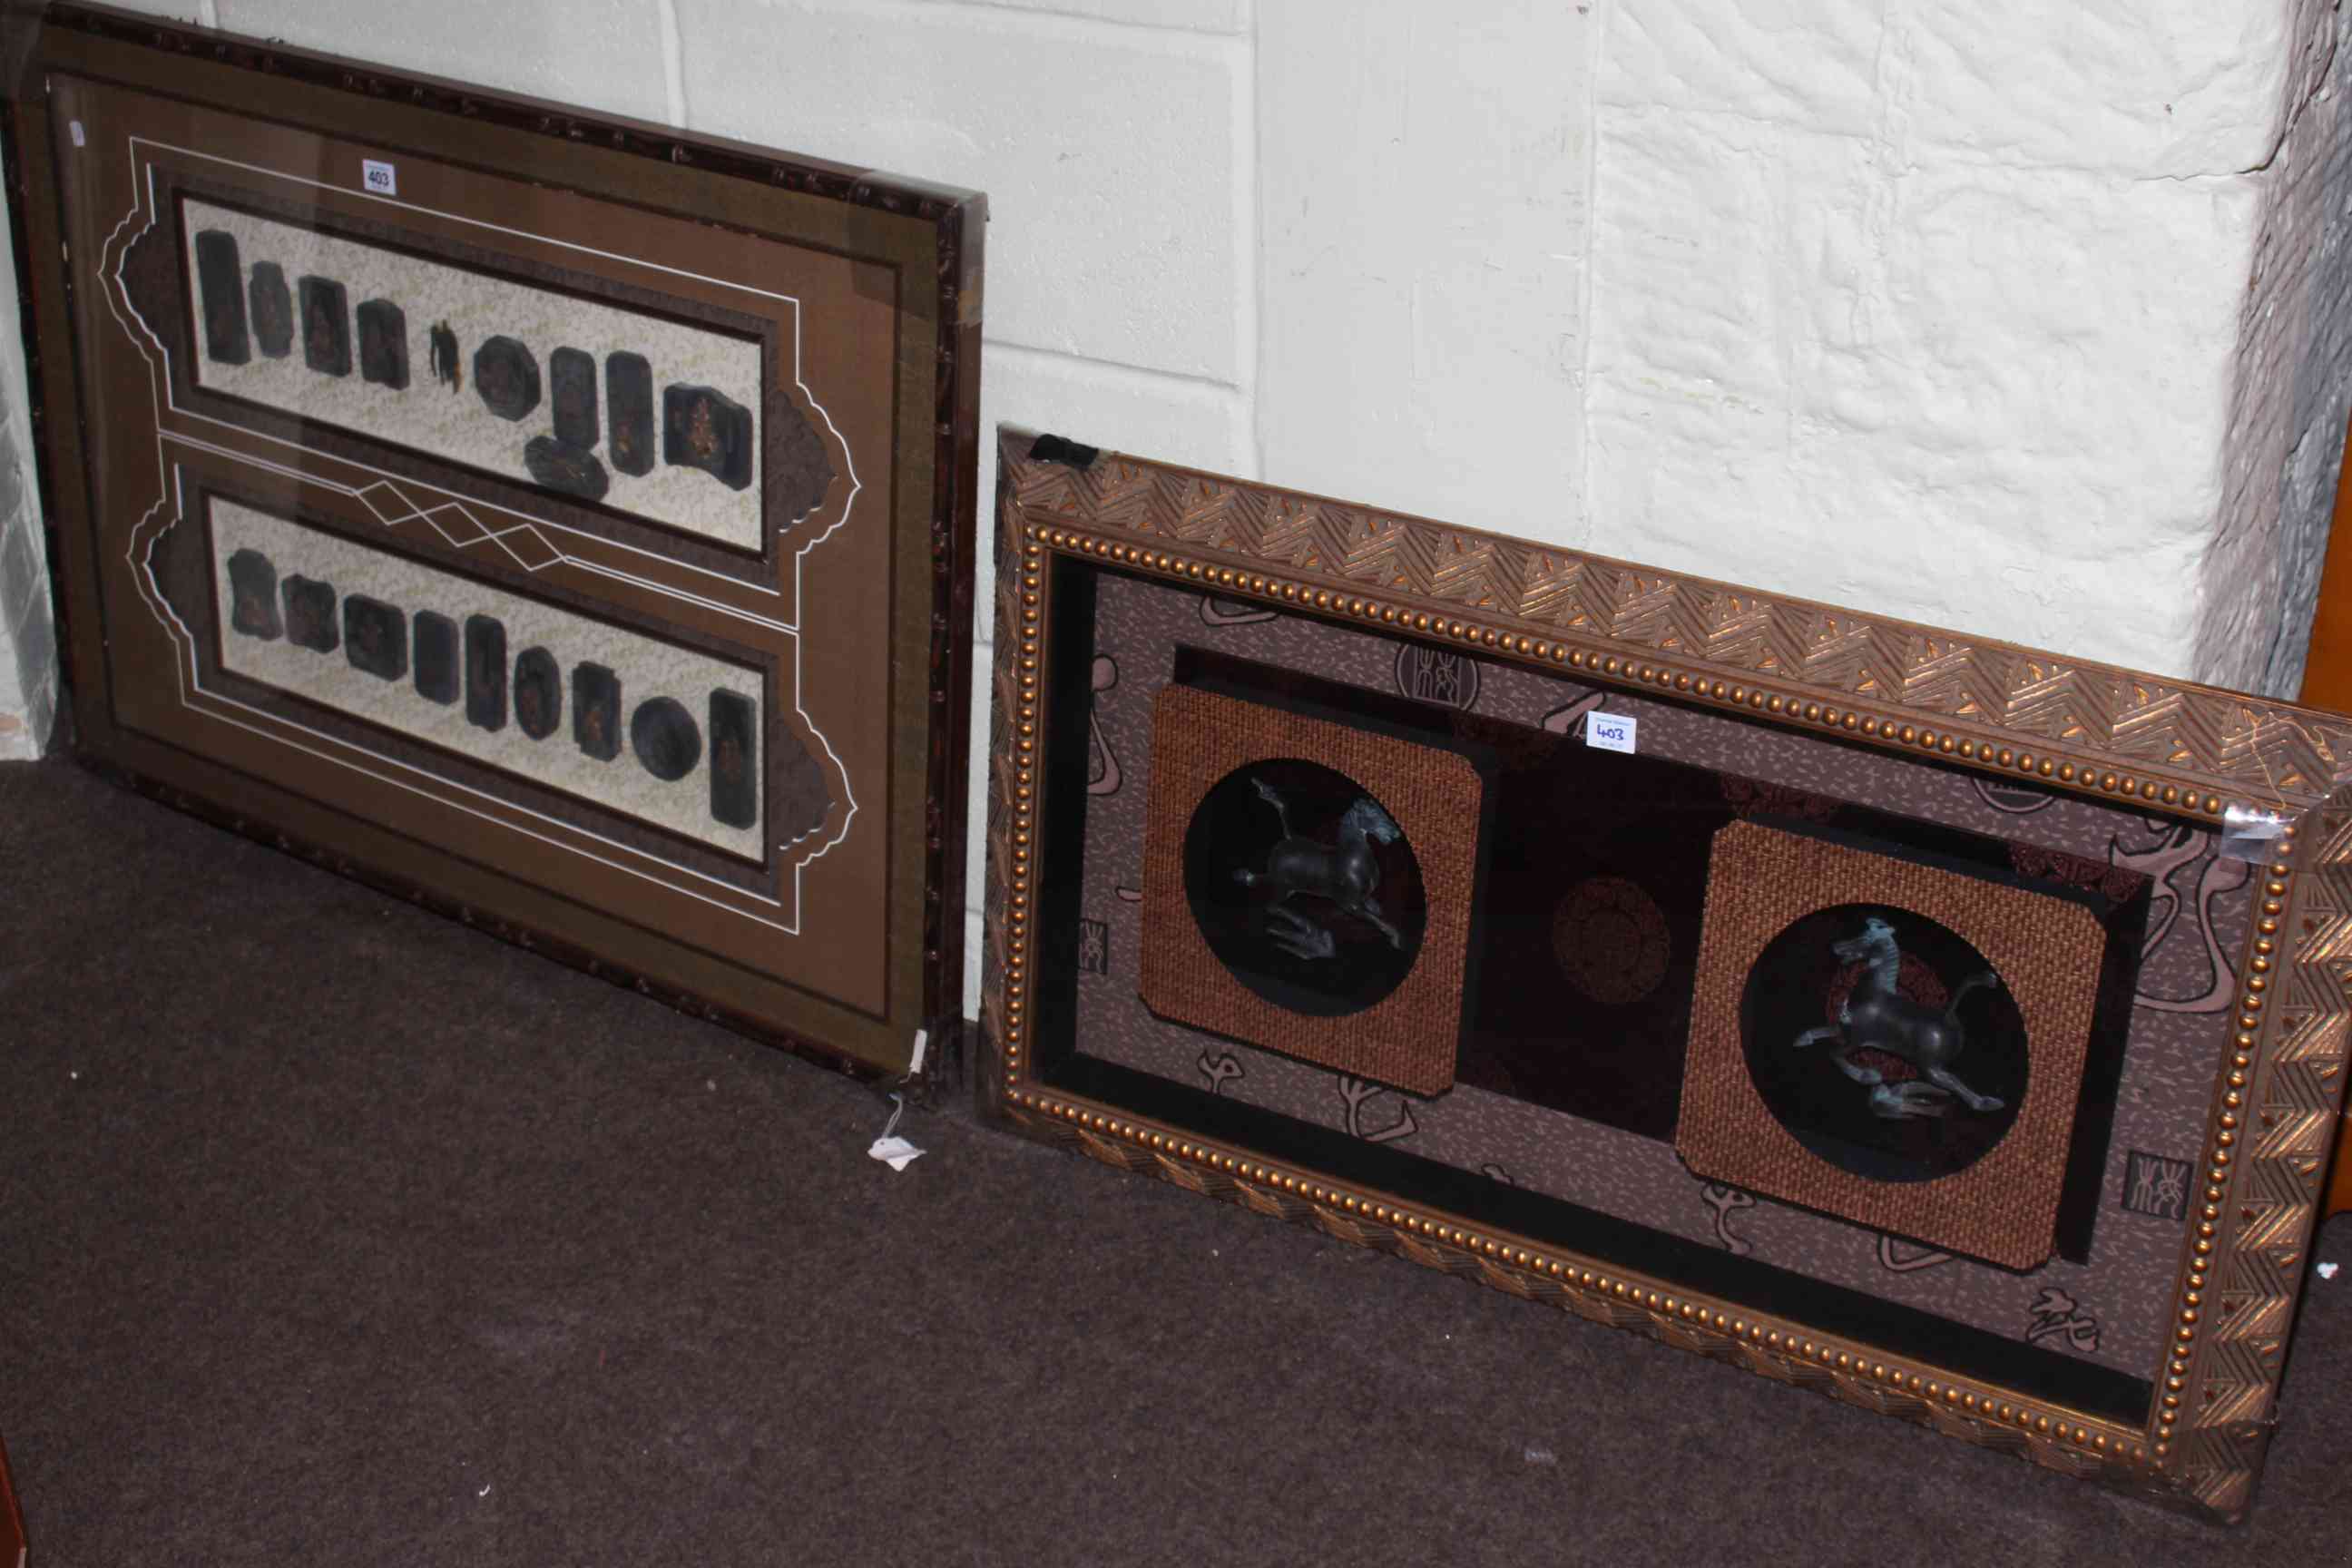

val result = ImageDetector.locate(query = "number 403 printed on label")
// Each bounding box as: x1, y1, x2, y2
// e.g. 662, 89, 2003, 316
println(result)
1586, 712, 1638, 755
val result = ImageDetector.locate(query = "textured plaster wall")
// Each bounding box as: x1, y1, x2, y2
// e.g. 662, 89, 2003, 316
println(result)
25, 1, 2351, 1016
1584, 2, 2329, 679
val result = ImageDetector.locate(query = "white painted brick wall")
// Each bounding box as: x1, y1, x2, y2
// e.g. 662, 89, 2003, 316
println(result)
1585, 0, 2325, 677
1254, 1, 1592, 536
27, 1, 2352, 1019
213, 0, 675, 121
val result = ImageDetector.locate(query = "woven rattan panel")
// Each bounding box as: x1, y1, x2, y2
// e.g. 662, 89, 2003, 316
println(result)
1139, 684, 1481, 1097
1676, 820, 2105, 1270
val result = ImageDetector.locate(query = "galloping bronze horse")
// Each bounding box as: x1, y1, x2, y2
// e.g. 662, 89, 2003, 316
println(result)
1234, 779, 1404, 960
1793, 916, 2005, 1120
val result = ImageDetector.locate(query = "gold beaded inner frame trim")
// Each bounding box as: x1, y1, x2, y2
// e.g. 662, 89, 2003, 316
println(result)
978, 426, 2352, 1523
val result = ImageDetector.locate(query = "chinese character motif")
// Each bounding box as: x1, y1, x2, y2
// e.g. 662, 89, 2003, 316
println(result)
2123, 1151, 2190, 1221
1076, 918, 1110, 977
2024, 1288, 2101, 1354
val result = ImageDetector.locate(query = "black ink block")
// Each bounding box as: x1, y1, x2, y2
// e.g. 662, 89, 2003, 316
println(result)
606, 352, 655, 477
572, 662, 622, 762
631, 696, 701, 781
248, 263, 294, 358
297, 275, 351, 377
514, 647, 562, 740
473, 335, 540, 421
413, 611, 458, 705
281, 574, 338, 653
342, 594, 407, 681
709, 689, 758, 829
429, 322, 461, 391
357, 299, 409, 390
551, 348, 598, 448
225, 548, 280, 640
662, 384, 754, 491
524, 436, 611, 502
465, 614, 507, 732
193, 230, 250, 365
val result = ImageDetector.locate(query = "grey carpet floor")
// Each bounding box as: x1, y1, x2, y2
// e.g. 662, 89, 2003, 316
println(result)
1, 759, 2347, 1566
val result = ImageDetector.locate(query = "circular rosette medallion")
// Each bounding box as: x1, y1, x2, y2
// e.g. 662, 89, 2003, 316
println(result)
1553, 876, 1671, 1006
1740, 903, 2028, 1183
1182, 759, 1426, 1017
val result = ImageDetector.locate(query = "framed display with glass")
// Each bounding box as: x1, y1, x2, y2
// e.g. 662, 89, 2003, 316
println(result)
5, 4, 985, 1078
979, 426, 2352, 1521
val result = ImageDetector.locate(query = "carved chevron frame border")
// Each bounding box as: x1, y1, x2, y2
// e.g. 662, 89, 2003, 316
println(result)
978, 427, 2352, 1522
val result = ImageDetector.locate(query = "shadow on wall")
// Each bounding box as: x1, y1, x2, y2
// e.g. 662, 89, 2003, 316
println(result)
2198, 0, 2352, 699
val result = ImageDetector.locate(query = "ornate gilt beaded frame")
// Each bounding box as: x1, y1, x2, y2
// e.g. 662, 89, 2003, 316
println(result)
978, 426, 2352, 1523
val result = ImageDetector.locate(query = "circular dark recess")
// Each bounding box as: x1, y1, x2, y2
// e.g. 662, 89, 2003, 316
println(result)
631, 696, 703, 781
1740, 903, 2027, 1183
1181, 758, 1425, 1018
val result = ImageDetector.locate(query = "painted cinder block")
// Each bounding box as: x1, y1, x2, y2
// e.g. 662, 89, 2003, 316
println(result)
674, 0, 1246, 382
973, 344, 1255, 648
211, 0, 673, 123
1257, 0, 1593, 541
965, 0, 1246, 34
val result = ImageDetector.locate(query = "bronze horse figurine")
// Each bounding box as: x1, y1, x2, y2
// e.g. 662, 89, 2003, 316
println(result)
1792, 916, 2005, 1120
1234, 779, 1405, 960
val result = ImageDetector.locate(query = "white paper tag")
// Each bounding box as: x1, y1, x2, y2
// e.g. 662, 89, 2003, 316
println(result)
361, 158, 397, 197
68, 120, 85, 149
868, 1135, 924, 1173
867, 1090, 923, 1171
1585, 712, 1638, 755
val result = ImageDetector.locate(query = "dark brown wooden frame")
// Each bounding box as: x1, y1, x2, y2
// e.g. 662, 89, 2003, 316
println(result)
980, 426, 2352, 1522
4, 3, 984, 1083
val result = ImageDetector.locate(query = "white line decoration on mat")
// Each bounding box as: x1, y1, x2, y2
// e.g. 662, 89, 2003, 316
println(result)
95, 133, 873, 932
